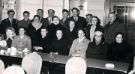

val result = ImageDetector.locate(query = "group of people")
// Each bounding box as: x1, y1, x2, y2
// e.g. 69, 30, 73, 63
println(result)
0, 7, 134, 64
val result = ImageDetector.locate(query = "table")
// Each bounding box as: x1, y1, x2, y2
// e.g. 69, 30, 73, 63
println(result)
39, 53, 129, 74
0, 52, 130, 74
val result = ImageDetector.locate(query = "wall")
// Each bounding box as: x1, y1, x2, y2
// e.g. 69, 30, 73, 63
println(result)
70, 0, 105, 26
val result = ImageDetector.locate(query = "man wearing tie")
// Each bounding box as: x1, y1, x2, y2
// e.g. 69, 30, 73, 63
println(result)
69, 7, 87, 29
0, 9, 18, 34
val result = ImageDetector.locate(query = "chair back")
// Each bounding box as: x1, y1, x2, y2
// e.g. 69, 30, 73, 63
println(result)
65, 57, 87, 74
21, 52, 42, 74
0, 59, 4, 74
3, 65, 25, 74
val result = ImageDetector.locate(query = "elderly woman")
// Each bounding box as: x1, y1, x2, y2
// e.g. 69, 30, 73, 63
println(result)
12, 27, 31, 51
69, 29, 90, 58
86, 31, 108, 59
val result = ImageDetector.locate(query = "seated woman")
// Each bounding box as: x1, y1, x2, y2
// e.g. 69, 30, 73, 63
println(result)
65, 20, 78, 49
69, 29, 90, 58
5, 27, 16, 48
12, 27, 31, 51
107, 32, 134, 63
33, 27, 50, 53
27, 15, 43, 51
86, 31, 108, 59
0, 34, 7, 49
50, 29, 68, 55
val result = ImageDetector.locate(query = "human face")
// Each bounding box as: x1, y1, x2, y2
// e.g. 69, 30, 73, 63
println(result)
48, 10, 54, 17
56, 30, 63, 39
19, 28, 25, 36
95, 33, 102, 43
41, 29, 48, 37
78, 30, 85, 39
37, 10, 43, 18
8, 12, 14, 19
62, 12, 68, 18
86, 15, 92, 23
69, 21, 75, 29
53, 17, 59, 25
33, 17, 40, 23
91, 17, 97, 26
116, 34, 123, 43
108, 13, 116, 23
23, 13, 29, 20
6, 29, 14, 38
72, 9, 78, 17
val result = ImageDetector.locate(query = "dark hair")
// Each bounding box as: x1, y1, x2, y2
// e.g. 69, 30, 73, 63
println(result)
23, 11, 30, 15
62, 9, 69, 13
48, 9, 55, 13
86, 14, 92, 17
115, 32, 124, 39
33, 15, 40, 20
52, 16, 60, 21
18, 26, 26, 31
7, 9, 15, 14
77, 28, 86, 36
37, 9, 44, 12
71, 7, 80, 12
92, 16, 101, 26
41, 27, 48, 31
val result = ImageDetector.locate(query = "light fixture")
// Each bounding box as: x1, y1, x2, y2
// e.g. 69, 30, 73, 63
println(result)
79, 0, 84, 10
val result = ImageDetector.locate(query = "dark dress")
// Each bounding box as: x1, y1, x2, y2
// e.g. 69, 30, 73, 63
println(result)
65, 26, 78, 49
0, 18, 18, 34
86, 41, 108, 60
38, 36, 50, 53
27, 24, 43, 49
107, 41, 134, 63
50, 37, 68, 55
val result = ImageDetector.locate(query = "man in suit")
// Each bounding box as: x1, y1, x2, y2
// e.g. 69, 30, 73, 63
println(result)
0, 9, 18, 34
44, 9, 55, 27
18, 11, 31, 30
60, 9, 69, 29
37, 9, 47, 27
69, 7, 87, 29
104, 12, 127, 44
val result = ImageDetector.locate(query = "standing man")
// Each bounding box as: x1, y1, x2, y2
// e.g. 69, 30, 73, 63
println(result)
0, 9, 18, 34
18, 11, 31, 30
37, 9, 47, 27
44, 9, 55, 27
104, 12, 127, 44
60, 9, 69, 28
69, 7, 87, 29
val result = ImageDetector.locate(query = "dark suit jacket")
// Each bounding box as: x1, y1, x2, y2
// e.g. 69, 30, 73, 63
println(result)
0, 18, 18, 34
40, 18, 48, 27
69, 16, 87, 29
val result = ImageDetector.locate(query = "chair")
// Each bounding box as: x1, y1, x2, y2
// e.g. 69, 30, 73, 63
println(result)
21, 52, 42, 74
65, 57, 87, 74
128, 57, 135, 74
0, 59, 4, 74
2, 65, 25, 74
